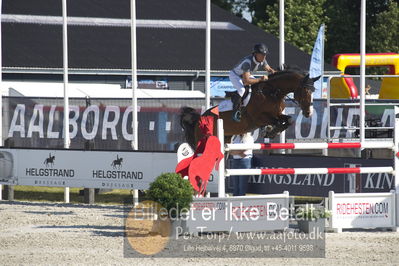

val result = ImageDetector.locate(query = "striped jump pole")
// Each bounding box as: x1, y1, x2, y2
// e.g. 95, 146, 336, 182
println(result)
395, 106, 399, 231
225, 141, 394, 151
226, 166, 394, 176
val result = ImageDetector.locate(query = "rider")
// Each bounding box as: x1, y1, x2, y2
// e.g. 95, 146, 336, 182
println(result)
229, 43, 276, 122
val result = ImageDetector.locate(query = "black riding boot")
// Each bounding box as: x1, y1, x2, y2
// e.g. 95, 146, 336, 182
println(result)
231, 92, 242, 122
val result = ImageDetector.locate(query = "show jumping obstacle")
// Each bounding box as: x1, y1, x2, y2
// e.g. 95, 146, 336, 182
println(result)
217, 109, 399, 197
216, 106, 399, 231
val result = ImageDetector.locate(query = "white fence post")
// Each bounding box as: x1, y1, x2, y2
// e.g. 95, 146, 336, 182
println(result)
217, 119, 225, 197
328, 191, 333, 229
390, 190, 397, 231
394, 106, 399, 230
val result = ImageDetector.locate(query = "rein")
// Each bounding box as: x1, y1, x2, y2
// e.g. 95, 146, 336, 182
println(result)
285, 93, 298, 105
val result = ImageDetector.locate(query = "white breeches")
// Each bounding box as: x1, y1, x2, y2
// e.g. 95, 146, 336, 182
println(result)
229, 71, 255, 97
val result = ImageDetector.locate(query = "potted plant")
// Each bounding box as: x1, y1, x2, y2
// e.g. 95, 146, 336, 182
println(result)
146, 172, 193, 236
297, 206, 331, 233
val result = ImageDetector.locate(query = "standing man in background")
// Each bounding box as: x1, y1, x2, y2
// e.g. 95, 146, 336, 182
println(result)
229, 132, 254, 196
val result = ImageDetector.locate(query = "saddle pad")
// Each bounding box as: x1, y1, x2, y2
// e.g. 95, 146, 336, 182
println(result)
218, 92, 252, 112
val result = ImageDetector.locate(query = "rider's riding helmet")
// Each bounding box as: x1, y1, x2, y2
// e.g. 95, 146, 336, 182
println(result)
253, 43, 269, 55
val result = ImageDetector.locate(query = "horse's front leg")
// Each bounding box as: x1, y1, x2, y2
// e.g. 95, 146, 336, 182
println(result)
253, 113, 280, 139
276, 114, 293, 129
264, 115, 293, 138
263, 124, 279, 139
262, 114, 293, 139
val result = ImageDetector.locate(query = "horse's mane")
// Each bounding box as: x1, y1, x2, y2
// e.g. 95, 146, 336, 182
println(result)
267, 66, 307, 81
251, 66, 308, 97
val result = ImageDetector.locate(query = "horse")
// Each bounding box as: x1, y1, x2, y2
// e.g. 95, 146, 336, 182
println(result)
180, 68, 320, 148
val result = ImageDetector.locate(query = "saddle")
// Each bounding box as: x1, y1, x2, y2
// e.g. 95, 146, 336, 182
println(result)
225, 85, 251, 101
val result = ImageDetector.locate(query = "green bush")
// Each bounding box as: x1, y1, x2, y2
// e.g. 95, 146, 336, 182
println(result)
146, 173, 193, 218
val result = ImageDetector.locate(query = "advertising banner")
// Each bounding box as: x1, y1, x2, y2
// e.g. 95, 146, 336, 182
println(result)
186, 194, 289, 233
2, 97, 399, 151
2, 97, 203, 151
330, 191, 396, 229
0, 148, 177, 189
282, 100, 397, 140
126, 77, 168, 89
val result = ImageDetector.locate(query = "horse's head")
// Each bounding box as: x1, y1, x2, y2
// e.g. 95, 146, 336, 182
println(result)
294, 74, 321, 118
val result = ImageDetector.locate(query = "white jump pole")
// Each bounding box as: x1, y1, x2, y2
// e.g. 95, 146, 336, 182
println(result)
359, 0, 366, 148
279, 0, 285, 69
130, 0, 139, 206
0, 0, 2, 148
62, 0, 70, 203
217, 119, 225, 197
278, 0, 286, 152
394, 106, 399, 230
225, 141, 394, 151
205, 0, 211, 110
0, 0, 3, 200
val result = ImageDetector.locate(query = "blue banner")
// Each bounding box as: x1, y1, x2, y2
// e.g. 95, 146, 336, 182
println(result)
210, 77, 235, 97
309, 24, 325, 98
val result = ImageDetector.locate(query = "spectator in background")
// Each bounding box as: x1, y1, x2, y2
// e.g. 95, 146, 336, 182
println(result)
229, 132, 254, 196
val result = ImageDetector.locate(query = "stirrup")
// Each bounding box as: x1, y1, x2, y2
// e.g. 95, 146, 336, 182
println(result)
232, 110, 241, 122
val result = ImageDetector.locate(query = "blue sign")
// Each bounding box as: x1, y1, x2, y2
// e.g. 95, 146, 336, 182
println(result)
210, 77, 235, 97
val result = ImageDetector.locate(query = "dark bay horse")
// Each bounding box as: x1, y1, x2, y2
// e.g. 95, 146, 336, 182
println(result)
180, 69, 321, 148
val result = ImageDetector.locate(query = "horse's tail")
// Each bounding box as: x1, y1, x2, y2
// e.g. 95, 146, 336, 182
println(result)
180, 107, 200, 148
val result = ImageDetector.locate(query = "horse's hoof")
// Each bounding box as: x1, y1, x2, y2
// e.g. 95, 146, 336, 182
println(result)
262, 125, 274, 138
232, 111, 241, 122
264, 125, 274, 132
264, 128, 278, 139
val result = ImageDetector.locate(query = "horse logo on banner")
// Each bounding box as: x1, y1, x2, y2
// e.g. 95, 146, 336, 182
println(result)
44, 153, 55, 167
111, 155, 123, 169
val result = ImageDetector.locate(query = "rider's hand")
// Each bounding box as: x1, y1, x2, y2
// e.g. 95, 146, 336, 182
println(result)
260, 75, 268, 81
